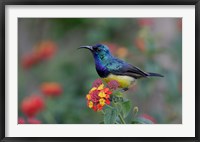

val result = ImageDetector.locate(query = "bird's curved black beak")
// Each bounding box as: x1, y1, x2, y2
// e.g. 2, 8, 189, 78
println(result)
78, 45, 93, 51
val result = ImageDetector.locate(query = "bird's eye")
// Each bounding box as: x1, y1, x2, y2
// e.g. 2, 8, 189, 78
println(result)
94, 47, 101, 52
96, 48, 101, 52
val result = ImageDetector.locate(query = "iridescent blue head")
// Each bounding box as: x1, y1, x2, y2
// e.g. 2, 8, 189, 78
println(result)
79, 44, 112, 60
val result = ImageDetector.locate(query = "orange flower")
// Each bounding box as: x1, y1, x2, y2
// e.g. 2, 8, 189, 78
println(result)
116, 47, 128, 58
134, 37, 145, 52
102, 42, 128, 58
41, 82, 63, 97
97, 104, 103, 110
21, 40, 57, 69
86, 81, 112, 111
21, 95, 44, 117
35, 41, 57, 60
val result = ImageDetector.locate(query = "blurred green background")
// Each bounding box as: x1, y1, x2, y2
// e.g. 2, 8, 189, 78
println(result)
18, 18, 182, 124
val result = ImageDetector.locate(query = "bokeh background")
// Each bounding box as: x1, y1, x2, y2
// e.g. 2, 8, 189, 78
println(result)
18, 18, 182, 124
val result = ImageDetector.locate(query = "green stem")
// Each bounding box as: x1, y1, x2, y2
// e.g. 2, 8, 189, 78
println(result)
101, 110, 105, 115
105, 104, 113, 108
118, 113, 126, 124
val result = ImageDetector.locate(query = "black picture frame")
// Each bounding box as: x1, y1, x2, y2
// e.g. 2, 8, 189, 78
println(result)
0, 0, 199, 142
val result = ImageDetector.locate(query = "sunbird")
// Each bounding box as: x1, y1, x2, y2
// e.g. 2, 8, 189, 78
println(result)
80, 44, 163, 91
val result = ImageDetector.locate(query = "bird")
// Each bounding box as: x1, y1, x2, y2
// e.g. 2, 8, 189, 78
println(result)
79, 43, 163, 91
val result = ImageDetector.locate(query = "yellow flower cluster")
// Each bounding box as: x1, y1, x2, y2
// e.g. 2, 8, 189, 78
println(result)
86, 84, 112, 111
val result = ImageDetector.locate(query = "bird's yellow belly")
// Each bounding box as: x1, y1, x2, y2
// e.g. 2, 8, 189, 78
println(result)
103, 74, 135, 88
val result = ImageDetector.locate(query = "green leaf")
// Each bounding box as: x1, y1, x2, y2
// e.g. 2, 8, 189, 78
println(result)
112, 96, 123, 103
104, 107, 117, 124
113, 91, 123, 97
121, 100, 132, 118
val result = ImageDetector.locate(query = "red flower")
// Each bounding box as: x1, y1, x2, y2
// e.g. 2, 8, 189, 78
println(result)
21, 40, 57, 69
97, 104, 103, 110
138, 18, 154, 27
18, 117, 25, 124
105, 99, 110, 105
27, 118, 41, 124
21, 53, 40, 69
86, 83, 112, 111
21, 95, 44, 117
41, 82, 63, 96
139, 114, 156, 124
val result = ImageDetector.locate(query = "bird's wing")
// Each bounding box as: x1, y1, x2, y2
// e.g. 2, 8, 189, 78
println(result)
106, 58, 148, 79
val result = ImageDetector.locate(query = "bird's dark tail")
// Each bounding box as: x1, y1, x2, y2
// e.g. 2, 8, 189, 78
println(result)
147, 72, 164, 77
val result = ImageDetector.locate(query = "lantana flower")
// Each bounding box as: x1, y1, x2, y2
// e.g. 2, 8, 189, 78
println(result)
86, 81, 112, 111
92, 78, 103, 88
21, 94, 44, 117
21, 40, 57, 69
107, 80, 119, 90
40, 82, 63, 97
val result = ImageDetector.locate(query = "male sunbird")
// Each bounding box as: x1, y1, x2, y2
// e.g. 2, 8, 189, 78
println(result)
80, 44, 163, 90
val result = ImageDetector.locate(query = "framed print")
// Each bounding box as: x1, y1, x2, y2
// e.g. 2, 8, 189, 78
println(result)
0, 0, 199, 142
